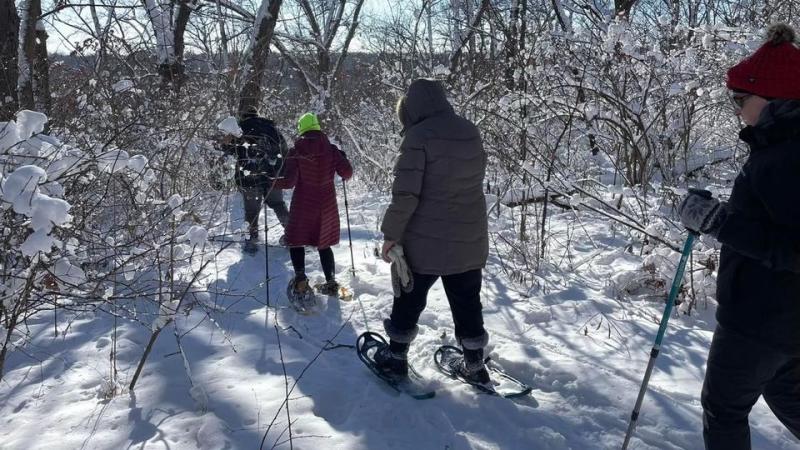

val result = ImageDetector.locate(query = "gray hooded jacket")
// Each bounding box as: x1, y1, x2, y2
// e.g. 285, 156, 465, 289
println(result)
381, 79, 489, 275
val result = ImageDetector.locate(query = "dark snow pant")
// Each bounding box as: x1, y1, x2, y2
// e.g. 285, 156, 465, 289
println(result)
386, 269, 488, 352
290, 247, 335, 282
702, 325, 800, 450
242, 187, 289, 238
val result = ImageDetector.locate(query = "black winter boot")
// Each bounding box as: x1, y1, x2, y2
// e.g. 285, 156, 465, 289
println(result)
243, 232, 259, 254
460, 348, 490, 385
243, 239, 259, 254
374, 341, 409, 377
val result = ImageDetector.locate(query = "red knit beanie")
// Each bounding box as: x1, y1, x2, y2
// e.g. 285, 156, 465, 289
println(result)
727, 23, 800, 99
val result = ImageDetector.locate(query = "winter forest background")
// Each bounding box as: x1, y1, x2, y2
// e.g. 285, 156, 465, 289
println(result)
2, 1, 799, 449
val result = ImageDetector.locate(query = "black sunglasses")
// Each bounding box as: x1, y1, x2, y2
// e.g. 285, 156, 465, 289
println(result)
729, 92, 751, 110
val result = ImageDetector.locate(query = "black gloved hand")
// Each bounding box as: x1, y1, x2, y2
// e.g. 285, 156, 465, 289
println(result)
678, 188, 727, 236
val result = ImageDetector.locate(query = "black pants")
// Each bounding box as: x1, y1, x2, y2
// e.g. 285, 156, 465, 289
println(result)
702, 325, 800, 449
390, 269, 486, 344
242, 187, 289, 237
290, 247, 335, 281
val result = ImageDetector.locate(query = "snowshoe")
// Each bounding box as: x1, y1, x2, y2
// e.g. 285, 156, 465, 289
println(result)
434, 345, 532, 398
287, 277, 317, 315
356, 332, 435, 400
314, 280, 354, 301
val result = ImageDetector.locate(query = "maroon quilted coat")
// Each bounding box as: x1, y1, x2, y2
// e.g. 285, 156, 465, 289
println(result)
274, 131, 353, 248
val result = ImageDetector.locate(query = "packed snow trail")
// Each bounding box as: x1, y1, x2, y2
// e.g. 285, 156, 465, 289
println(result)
1, 188, 797, 449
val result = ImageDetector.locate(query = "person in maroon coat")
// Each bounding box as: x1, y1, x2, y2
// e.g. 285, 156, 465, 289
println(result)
273, 113, 353, 297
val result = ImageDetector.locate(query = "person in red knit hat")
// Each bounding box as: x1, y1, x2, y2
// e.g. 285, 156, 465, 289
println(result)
677, 23, 800, 449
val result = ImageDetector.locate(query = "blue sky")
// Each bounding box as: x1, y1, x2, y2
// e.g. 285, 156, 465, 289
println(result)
45, 0, 398, 55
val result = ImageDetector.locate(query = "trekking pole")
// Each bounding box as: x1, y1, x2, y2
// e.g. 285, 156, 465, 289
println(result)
264, 191, 271, 309
622, 232, 697, 450
341, 179, 356, 277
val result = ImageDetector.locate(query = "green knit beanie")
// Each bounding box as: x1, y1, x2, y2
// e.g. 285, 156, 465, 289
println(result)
297, 112, 321, 135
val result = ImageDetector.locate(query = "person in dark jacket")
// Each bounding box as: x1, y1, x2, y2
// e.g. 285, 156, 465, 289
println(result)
678, 24, 800, 450
375, 79, 491, 384
224, 107, 290, 253
273, 112, 353, 297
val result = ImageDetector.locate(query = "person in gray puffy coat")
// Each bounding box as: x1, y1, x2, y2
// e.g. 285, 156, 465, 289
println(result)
375, 78, 490, 384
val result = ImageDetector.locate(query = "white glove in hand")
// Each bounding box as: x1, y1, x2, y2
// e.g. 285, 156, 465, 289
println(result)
388, 245, 413, 297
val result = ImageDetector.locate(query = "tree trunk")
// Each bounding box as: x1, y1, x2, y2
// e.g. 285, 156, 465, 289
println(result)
451, 0, 463, 54
465, 0, 475, 56
503, 0, 520, 90
17, 0, 36, 111
315, 50, 331, 116
447, 0, 490, 82
89, 1, 105, 70
0, 0, 18, 120
325, 0, 366, 123
488, 9, 496, 59
0, 310, 20, 382
215, 0, 229, 69
517, 0, 529, 243
238, 0, 283, 117
33, 13, 50, 115
552, 0, 571, 33
426, 0, 434, 70
17, 0, 48, 115
144, 0, 190, 88
615, 0, 638, 20
165, 0, 192, 88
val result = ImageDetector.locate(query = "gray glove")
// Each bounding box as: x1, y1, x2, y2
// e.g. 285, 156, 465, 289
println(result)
679, 189, 727, 236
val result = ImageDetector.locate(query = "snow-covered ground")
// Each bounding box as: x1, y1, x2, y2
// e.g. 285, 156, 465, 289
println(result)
1, 187, 797, 450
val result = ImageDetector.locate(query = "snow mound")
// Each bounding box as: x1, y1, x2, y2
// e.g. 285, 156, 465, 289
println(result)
195, 415, 229, 450
16, 110, 48, 140
1, 165, 48, 214
0, 120, 21, 151
127, 154, 148, 173
53, 257, 87, 286
97, 149, 130, 173
180, 225, 208, 247
217, 116, 242, 137
112, 79, 135, 93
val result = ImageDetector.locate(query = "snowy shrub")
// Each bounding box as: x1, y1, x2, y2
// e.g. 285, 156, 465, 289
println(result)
1, 112, 82, 377
0, 104, 226, 383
